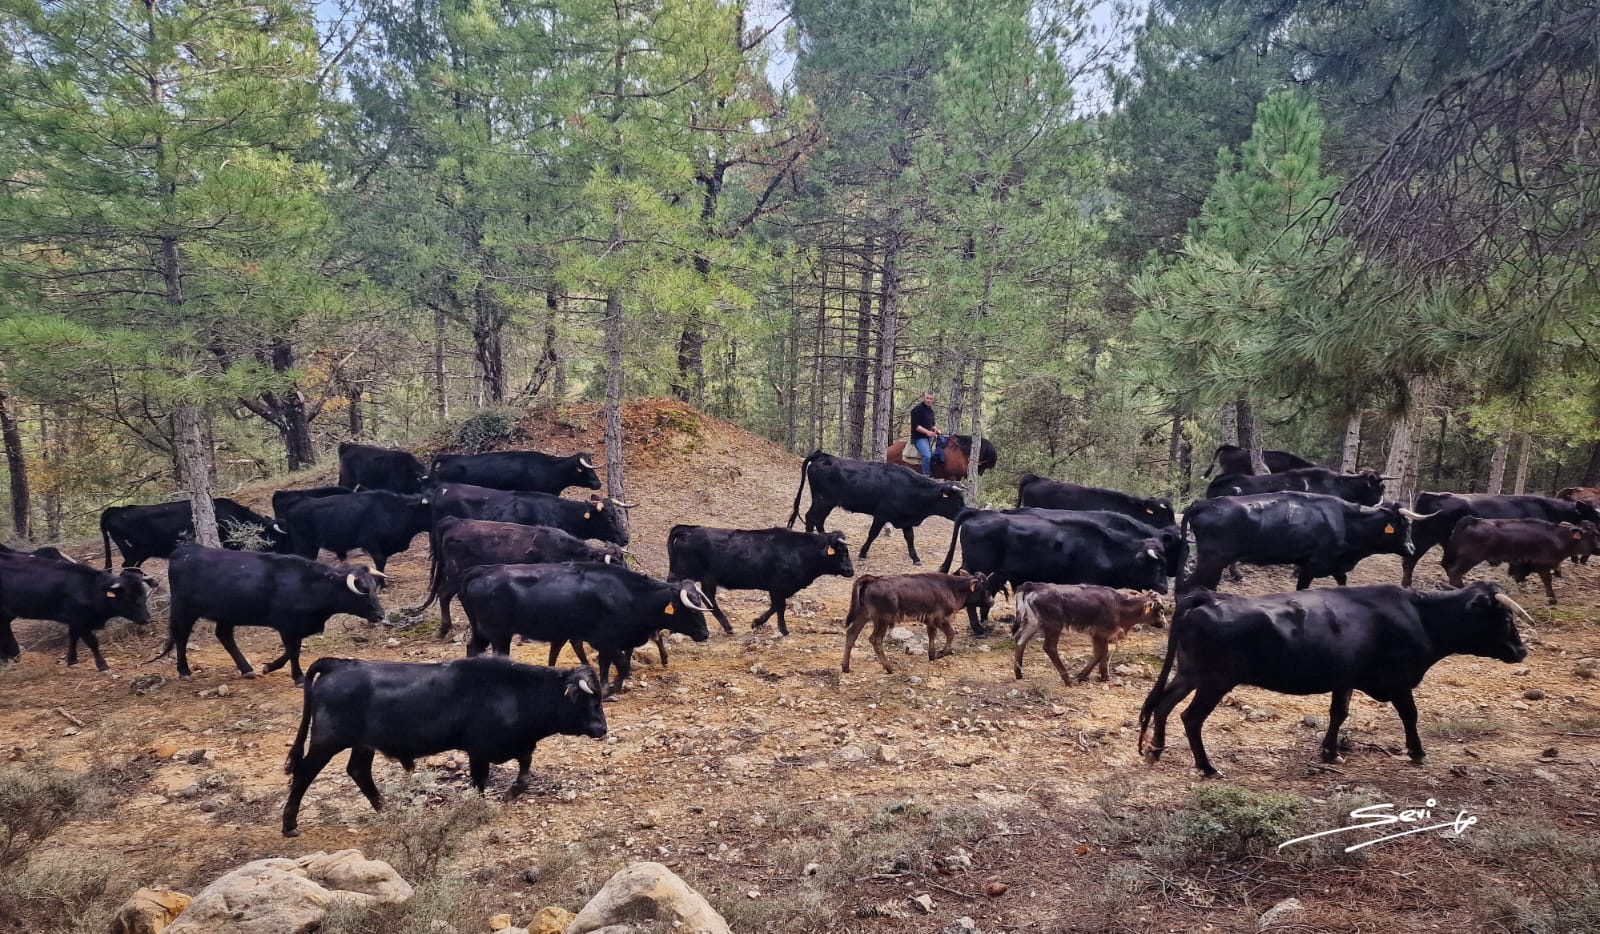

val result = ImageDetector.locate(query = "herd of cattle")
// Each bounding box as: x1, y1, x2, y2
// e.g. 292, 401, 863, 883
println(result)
0, 437, 1578, 835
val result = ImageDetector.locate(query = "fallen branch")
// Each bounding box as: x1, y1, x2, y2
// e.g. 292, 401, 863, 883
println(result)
54, 707, 84, 728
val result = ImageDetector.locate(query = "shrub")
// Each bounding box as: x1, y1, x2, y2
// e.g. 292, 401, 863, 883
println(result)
1174, 783, 1304, 860
449, 408, 519, 453
370, 796, 493, 881
0, 767, 94, 870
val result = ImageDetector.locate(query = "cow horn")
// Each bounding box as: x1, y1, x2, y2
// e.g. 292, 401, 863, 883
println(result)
1145, 548, 1161, 561
578, 456, 594, 470
1398, 508, 1432, 520
577, 676, 595, 695
680, 585, 710, 612
1378, 475, 1399, 481
1494, 593, 1535, 624
369, 570, 387, 580
271, 522, 286, 534
613, 499, 638, 509
346, 573, 362, 595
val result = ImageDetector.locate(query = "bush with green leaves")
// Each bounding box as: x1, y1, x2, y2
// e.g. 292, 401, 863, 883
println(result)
1175, 783, 1304, 860
448, 408, 520, 454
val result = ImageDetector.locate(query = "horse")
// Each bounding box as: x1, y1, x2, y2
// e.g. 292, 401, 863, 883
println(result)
885, 435, 998, 482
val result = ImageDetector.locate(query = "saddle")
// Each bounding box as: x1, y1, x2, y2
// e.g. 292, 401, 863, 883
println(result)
898, 437, 949, 467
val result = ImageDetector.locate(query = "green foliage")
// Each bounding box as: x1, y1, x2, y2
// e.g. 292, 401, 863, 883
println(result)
447, 408, 519, 454
1175, 783, 1304, 860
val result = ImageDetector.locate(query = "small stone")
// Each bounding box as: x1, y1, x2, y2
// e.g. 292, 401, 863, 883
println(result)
62, 727, 79, 736
520, 866, 543, 884
984, 882, 1008, 898
836, 745, 866, 763
489, 913, 512, 931
109, 885, 191, 934
746, 890, 760, 899
559, 789, 578, 802
910, 894, 934, 914
1259, 897, 1304, 929
176, 783, 201, 799
1113, 664, 1136, 675
944, 848, 972, 870
1302, 715, 1324, 729
1541, 747, 1558, 759
1523, 688, 1546, 701
215, 684, 230, 697
153, 742, 178, 759
803, 862, 821, 877
889, 627, 915, 642
634, 809, 660, 829
1511, 701, 1531, 711
876, 744, 898, 763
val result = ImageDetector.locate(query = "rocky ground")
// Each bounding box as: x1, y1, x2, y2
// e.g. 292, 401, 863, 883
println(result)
3, 401, 1597, 933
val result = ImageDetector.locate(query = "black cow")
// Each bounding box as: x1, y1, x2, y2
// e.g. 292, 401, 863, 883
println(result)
460, 562, 712, 694
271, 486, 353, 521
787, 450, 966, 565
0, 551, 156, 670
430, 451, 602, 494
337, 442, 428, 495
1015, 475, 1177, 528
1181, 493, 1423, 591
1401, 492, 1600, 587
100, 498, 292, 568
419, 517, 625, 637
938, 509, 1168, 633
283, 491, 431, 573
1205, 467, 1387, 505
157, 544, 385, 684
1202, 444, 1319, 477
1139, 583, 1532, 776
666, 525, 854, 636
960, 507, 1185, 579
0, 543, 73, 562
281, 656, 606, 836
431, 483, 630, 547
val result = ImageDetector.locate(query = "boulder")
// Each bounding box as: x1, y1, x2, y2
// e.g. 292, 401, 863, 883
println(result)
564, 863, 730, 934
528, 906, 577, 934
109, 887, 192, 934
296, 849, 413, 905
163, 851, 412, 934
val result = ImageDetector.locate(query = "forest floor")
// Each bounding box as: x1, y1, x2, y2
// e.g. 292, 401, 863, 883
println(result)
2, 400, 1597, 933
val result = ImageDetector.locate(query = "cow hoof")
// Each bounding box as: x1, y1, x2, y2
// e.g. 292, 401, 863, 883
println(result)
241, 670, 257, 680
603, 695, 621, 704
283, 827, 300, 838
1408, 755, 1427, 767
910, 559, 923, 567
1200, 768, 1223, 779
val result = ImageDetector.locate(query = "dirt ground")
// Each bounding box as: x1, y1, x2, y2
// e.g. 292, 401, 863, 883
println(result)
3, 400, 1597, 933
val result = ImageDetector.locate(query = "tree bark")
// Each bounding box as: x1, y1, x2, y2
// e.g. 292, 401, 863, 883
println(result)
176, 404, 219, 548
1583, 440, 1600, 486
1486, 430, 1510, 493
946, 346, 965, 437
846, 239, 874, 460
1512, 432, 1533, 494
1236, 398, 1267, 474
0, 387, 29, 541
869, 234, 903, 458
1382, 375, 1436, 505
1218, 401, 1239, 446
42, 406, 62, 539
432, 305, 450, 420
347, 386, 364, 439
602, 288, 629, 538
1340, 410, 1363, 472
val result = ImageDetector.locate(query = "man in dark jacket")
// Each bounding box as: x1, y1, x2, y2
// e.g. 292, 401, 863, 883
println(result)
910, 390, 940, 477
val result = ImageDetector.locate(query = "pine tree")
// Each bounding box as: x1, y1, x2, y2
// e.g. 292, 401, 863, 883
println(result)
0, 0, 331, 543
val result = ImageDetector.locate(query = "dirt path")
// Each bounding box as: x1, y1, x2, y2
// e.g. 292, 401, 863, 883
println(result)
4, 401, 1597, 932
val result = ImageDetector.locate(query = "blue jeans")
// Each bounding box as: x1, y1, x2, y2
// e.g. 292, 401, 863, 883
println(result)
913, 436, 934, 476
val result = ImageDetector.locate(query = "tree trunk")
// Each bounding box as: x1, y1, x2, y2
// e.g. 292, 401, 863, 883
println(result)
966, 339, 985, 501
673, 256, 709, 406
1218, 401, 1239, 446
946, 347, 965, 437
1168, 407, 1185, 499
1512, 432, 1533, 494
1487, 430, 1510, 493
869, 235, 902, 458
472, 283, 505, 404
1236, 398, 1267, 474
1340, 410, 1363, 472
602, 288, 629, 539
176, 404, 219, 548
347, 386, 364, 439
1382, 375, 1436, 505
846, 239, 873, 460
42, 406, 62, 539
433, 305, 449, 420
0, 387, 29, 541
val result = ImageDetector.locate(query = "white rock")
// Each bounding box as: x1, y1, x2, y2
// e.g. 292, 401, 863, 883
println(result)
164, 851, 411, 934
1258, 897, 1304, 929
564, 862, 731, 934
889, 627, 915, 642
909, 893, 935, 914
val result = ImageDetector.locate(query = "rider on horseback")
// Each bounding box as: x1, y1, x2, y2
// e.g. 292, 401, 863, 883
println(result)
910, 390, 941, 477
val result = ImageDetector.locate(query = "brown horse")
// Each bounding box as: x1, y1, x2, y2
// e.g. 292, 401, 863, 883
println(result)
884, 435, 998, 482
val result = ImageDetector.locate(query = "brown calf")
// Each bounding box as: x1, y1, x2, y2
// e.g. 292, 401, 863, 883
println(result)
842, 572, 992, 674
1557, 487, 1600, 509
1447, 516, 1599, 604
1013, 583, 1164, 685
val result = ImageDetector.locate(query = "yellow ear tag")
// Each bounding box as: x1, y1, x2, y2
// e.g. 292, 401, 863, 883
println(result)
105, 591, 117, 599
595, 502, 605, 511
1574, 531, 1584, 540
663, 602, 675, 615
584, 511, 592, 519
826, 546, 835, 555
1384, 525, 1395, 534
1146, 509, 1154, 514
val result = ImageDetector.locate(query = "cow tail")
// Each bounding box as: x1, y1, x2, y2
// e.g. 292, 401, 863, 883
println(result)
1014, 588, 1038, 646
844, 575, 872, 630
412, 530, 445, 615
100, 511, 115, 570
284, 657, 335, 775
1138, 611, 1181, 737
939, 508, 979, 574
788, 450, 822, 529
